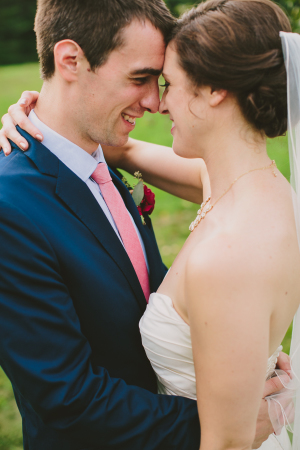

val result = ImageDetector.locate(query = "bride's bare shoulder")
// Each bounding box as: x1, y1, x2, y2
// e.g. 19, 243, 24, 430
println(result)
185, 229, 260, 286
184, 173, 300, 308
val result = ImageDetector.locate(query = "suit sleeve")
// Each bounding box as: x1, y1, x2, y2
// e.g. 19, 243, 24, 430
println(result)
0, 200, 200, 450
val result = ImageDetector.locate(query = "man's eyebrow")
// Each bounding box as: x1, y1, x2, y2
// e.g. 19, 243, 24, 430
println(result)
130, 68, 162, 76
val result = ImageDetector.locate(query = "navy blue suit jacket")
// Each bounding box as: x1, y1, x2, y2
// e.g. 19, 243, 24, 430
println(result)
0, 129, 200, 450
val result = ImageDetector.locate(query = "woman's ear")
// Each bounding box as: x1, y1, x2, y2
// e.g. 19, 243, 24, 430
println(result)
209, 88, 228, 107
53, 40, 88, 82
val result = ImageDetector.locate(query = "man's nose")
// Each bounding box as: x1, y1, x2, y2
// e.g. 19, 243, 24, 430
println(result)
140, 82, 160, 114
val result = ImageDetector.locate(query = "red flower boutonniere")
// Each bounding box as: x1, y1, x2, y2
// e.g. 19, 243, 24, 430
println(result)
122, 171, 155, 224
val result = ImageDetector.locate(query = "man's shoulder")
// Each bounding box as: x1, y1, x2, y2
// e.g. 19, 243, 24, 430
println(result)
0, 147, 58, 206
0, 140, 59, 178
0, 148, 23, 171
0, 150, 34, 187
0, 145, 32, 167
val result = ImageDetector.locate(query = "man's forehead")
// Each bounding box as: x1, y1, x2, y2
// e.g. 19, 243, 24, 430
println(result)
103, 20, 166, 75
119, 19, 166, 56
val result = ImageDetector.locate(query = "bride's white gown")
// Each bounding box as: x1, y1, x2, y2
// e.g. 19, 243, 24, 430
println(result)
140, 292, 292, 450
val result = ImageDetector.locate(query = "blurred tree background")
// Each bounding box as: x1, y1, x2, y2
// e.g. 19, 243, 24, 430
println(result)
0, 0, 299, 66
164, 0, 300, 30
0, 0, 37, 65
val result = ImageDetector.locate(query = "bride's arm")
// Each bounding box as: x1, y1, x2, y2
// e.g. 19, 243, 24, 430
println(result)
0, 92, 209, 204
102, 138, 209, 204
185, 238, 273, 450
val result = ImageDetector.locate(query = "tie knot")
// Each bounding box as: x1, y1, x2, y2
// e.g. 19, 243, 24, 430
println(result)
91, 163, 112, 185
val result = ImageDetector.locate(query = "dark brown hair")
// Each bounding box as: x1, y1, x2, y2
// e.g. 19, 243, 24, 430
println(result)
35, 0, 175, 80
172, 0, 292, 138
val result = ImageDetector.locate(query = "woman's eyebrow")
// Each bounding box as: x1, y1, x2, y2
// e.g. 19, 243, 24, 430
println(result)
129, 68, 162, 76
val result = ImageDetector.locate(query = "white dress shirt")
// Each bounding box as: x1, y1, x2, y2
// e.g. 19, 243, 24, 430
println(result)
28, 110, 149, 270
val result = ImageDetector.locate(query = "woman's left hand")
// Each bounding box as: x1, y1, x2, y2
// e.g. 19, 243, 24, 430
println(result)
253, 371, 292, 449
276, 351, 292, 376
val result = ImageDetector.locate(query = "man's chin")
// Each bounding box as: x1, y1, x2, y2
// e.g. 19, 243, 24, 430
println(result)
98, 134, 129, 148
115, 134, 130, 147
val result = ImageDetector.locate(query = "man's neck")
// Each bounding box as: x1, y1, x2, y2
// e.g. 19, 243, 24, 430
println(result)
35, 83, 98, 155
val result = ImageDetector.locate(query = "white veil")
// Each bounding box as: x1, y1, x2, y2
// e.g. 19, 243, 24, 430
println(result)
278, 31, 300, 449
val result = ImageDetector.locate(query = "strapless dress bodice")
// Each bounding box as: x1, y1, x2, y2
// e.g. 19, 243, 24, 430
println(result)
139, 293, 283, 400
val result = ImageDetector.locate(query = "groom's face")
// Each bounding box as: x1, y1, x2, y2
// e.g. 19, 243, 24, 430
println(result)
78, 20, 166, 148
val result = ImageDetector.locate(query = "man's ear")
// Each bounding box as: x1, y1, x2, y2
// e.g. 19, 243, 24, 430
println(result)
53, 40, 89, 81
209, 88, 228, 107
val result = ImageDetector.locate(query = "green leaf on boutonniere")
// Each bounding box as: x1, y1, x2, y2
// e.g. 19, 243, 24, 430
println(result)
131, 180, 144, 206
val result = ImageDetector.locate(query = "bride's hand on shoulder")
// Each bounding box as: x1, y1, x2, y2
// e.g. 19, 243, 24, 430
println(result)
0, 91, 42, 155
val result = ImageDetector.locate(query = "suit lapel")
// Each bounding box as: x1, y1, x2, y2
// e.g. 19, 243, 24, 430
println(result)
13, 128, 147, 312
55, 162, 147, 312
110, 170, 165, 293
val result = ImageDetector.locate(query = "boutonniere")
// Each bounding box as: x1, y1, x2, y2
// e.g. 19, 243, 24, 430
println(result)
122, 171, 155, 225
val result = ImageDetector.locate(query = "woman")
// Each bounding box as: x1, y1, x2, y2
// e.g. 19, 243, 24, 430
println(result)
1, 0, 300, 448
139, 2, 300, 449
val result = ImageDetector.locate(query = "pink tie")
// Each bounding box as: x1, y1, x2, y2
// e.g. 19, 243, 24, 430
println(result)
91, 164, 150, 301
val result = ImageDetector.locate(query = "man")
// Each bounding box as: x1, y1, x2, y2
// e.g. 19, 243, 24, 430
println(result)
0, 0, 290, 449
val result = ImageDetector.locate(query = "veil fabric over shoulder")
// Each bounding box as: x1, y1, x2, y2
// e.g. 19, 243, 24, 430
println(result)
276, 31, 300, 449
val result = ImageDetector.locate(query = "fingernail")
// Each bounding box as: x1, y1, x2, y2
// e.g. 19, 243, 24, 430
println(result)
36, 134, 43, 141
19, 99, 27, 105
20, 142, 27, 149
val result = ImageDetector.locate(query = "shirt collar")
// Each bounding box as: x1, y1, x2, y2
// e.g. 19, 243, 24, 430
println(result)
29, 110, 105, 182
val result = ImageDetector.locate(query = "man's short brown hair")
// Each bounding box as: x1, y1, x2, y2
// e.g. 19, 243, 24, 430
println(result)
35, 0, 175, 80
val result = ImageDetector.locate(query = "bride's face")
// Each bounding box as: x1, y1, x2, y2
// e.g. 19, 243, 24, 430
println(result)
159, 45, 215, 158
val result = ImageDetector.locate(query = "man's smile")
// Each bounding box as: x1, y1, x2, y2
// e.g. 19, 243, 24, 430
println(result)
121, 113, 136, 125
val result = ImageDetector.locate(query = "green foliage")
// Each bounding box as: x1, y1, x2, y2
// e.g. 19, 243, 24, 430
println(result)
164, 0, 194, 16
0, 370, 22, 450
278, 0, 300, 32
131, 180, 144, 206
164, 0, 300, 31
0, 0, 38, 65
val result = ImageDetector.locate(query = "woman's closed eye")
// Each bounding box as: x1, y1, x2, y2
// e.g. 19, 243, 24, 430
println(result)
160, 81, 170, 90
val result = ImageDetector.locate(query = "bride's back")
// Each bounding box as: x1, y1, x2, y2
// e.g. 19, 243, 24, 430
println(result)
241, 170, 300, 354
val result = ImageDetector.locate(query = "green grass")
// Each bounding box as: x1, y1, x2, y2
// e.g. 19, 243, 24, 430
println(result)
0, 373, 23, 450
0, 63, 43, 117
0, 62, 294, 448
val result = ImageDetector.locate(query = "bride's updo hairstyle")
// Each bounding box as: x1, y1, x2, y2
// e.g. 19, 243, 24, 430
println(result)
172, 0, 291, 138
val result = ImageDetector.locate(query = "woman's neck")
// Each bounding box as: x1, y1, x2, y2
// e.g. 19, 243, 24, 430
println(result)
201, 125, 271, 203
